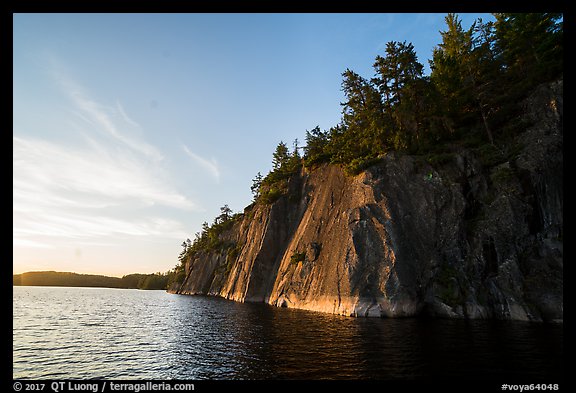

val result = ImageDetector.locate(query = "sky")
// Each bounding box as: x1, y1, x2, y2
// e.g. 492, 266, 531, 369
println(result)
13, 13, 495, 277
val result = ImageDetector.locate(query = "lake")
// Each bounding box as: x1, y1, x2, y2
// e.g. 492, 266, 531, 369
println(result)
12, 286, 563, 380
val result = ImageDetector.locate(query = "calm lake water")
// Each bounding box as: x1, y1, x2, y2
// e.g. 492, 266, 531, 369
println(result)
13, 286, 563, 380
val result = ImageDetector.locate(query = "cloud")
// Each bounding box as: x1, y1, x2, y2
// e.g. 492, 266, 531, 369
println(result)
14, 136, 195, 210
73, 95, 163, 162
13, 135, 197, 248
12, 237, 54, 249
115, 100, 141, 128
52, 67, 163, 161
13, 67, 202, 250
182, 144, 221, 182
14, 209, 189, 243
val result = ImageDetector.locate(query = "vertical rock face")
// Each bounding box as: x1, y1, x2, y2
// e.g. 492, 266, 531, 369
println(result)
174, 80, 562, 322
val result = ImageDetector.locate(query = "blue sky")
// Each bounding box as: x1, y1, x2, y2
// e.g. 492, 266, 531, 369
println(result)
13, 13, 494, 276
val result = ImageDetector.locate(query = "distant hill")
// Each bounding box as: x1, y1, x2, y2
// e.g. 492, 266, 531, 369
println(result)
13, 271, 168, 290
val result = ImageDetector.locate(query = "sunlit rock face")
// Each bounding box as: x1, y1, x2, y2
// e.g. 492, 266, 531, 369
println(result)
173, 79, 562, 322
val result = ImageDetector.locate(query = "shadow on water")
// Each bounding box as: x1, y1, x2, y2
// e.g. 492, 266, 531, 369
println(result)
166, 295, 563, 380
13, 288, 562, 380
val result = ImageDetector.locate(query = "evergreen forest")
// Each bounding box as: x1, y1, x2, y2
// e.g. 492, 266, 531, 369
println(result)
171, 13, 562, 284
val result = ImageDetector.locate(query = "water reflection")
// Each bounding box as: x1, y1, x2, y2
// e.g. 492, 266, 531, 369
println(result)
13, 288, 562, 380
166, 295, 562, 380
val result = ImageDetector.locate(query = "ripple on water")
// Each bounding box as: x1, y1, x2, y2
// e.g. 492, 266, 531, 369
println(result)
13, 287, 563, 380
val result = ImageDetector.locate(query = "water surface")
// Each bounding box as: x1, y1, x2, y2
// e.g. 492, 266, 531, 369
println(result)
13, 286, 563, 380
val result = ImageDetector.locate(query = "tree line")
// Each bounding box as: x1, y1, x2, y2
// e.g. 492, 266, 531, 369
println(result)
265, 13, 562, 176
13, 271, 170, 290
172, 13, 562, 282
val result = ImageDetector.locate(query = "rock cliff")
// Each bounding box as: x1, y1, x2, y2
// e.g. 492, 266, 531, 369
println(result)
172, 79, 562, 322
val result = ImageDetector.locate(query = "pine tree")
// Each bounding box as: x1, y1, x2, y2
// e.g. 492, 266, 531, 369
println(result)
292, 138, 300, 158
494, 13, 563, 91
373, 40, 425, 149
339, 69, 386, 160
373, 41, 424, 110
303, 126, 330, 167
178, 240, 188, 262
430, 13, 499, 144
250, 172, 263, 200
218, 204, 232, 222
272, 141, 290, 171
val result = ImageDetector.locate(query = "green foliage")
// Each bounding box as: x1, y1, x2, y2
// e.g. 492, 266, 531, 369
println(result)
226, 243, 241, 264
272, 141, 290, 171
250, 172, 263, 200
179, 205, 241, 260
345, 156, 384, 176
459, 129, 486, 149
290, 251, 306, 265
254, 140, 304, 205
297, 13, 561, 178
373, 41, 424, 109
475, 143, 506, 167
169, 205, 244, 288
13, 271, 124, 288
166, 263, 186, 288
494, 13, 563, 91
14, 271, 170, 290
340, 68, 389, 157
175, 13, 563, 284
303, 126, 331, 168
122, 272, 171, 290
259, 185, 284, 205
222, 242, 242, 275
429, 14, 502, 145
372, 40, 429, 149
132, 273, 168, 290
426, 152, 455, 167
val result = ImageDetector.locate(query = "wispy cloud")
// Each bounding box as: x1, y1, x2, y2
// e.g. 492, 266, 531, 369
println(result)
13, 135, 196, 248
13, 68, 198, 250
115, 100, 141, 128
52, 65, 163, 161
13, 237, 54, 249
14, 136, 195, 210
182, 144, 221, 182
14, 208, 189, 242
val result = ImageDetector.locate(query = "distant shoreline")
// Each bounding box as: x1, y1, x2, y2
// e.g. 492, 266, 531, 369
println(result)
13, 270, 169, 290
14, 284, 165, 290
